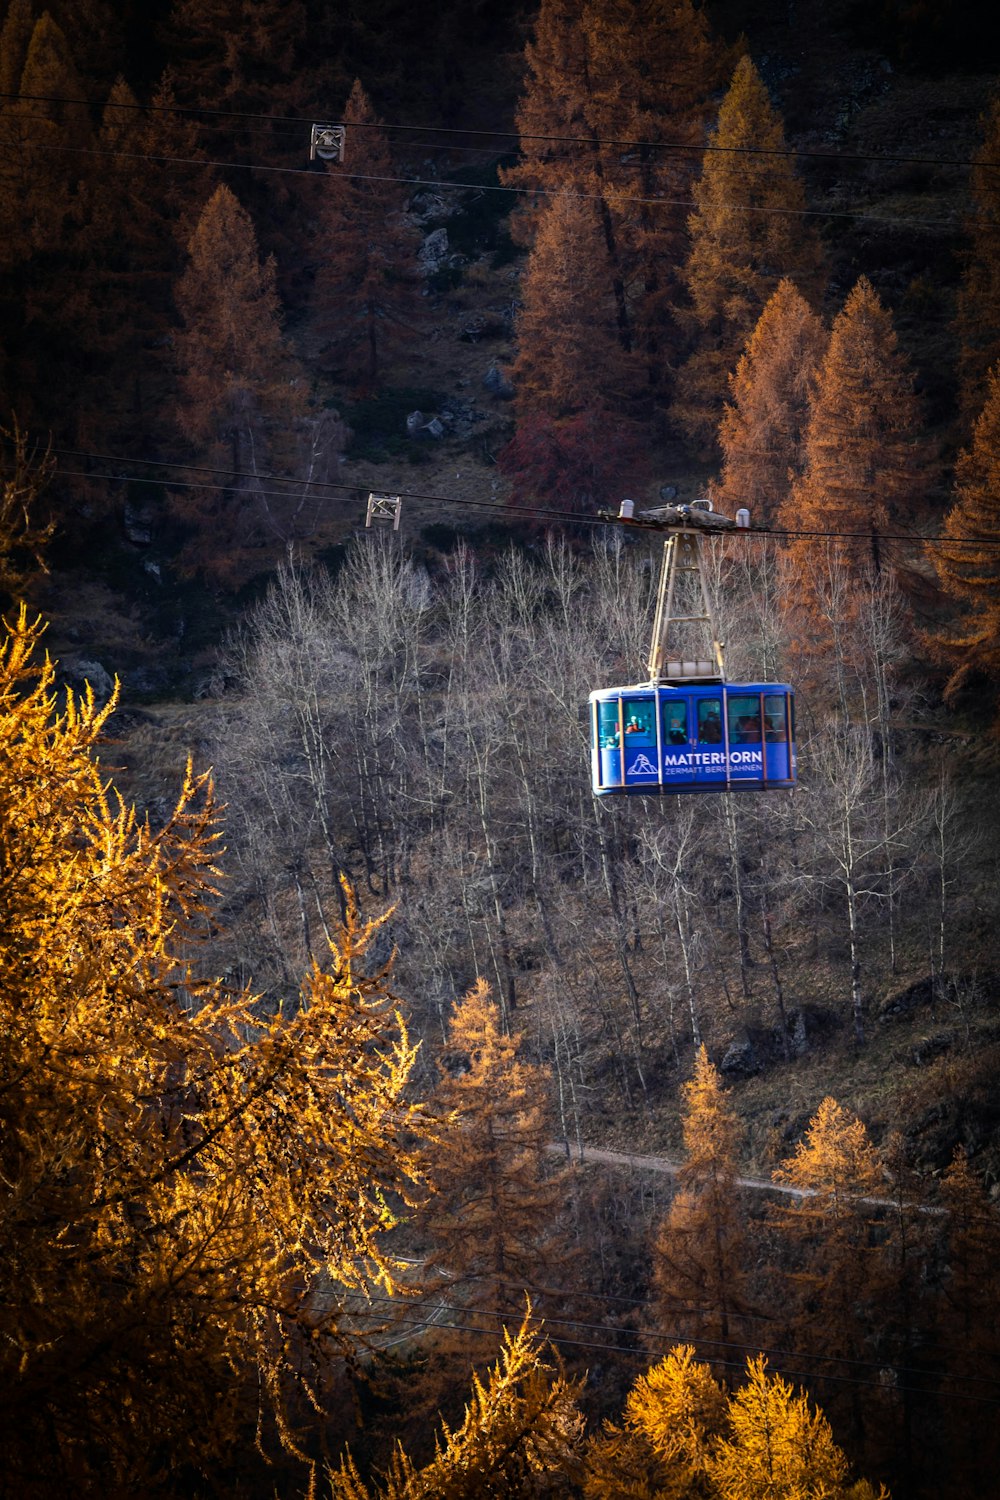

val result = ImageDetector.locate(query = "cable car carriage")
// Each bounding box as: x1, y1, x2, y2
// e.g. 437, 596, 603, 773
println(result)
590, 503, 796, 796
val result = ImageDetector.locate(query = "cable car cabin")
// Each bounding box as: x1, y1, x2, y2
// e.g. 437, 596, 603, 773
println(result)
590, 683, 796, 796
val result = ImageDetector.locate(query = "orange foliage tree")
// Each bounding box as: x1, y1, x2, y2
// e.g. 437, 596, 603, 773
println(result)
0, 423, 52, 601
930, 1150, 1000, 1497
712, 278, 827, 524
955, 93, 1000, 421
928, 363, 1000, 707
0, 10, 90, 265
172, 183, 321, 579
419, 979, 574, 1335
778, 278, 925, 646
67, 77, 213, 453
652, 1046, 751, 1346
585, 1344, 727, 1496
310, 79, 421, 390
503, 0, 725, 401
328, 1314, 585, 1498
770, 1098, 890, 1460
0, 610, 429, 1495
675, 56, 824, 452
585, 1344, 887, 1500
512, 186, 629, 421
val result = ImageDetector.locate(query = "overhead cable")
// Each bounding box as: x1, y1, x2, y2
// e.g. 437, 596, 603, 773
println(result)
22, 445, 1000, 552
1, 87, 994, 172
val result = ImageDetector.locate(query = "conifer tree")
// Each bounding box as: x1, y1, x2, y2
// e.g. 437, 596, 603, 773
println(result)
932, 1149, 1000, 1497
584, 1343, 727, 1497
955, 94, 1000, 420
310, 79, 420, 390
712, 279, 827, 523
166, 0, 308, 155
779, 278, 925, 643
328, 1314, 585, 1499
420, 979, 572, 1333
0, 11, 89, 263
62, 78, 209, 450
0, 422, 53, 602
0, 609, 429, 1495
503, 0, 725, 397
652, 1046, 750, 1345
770, 1099, 886, 1454
674, 56, 823, 452
928, 363, 1000, 704
512, 186, 629, 420
0, 0, 33, 104
584, 1345, 886, 1500
776, 1096, 882, 1224
586, 0, 729, 390
706, 1356, 855, 1500
172, 182, 313, 578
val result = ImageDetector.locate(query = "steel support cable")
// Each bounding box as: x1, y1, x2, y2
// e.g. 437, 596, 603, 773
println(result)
336, 1285, 1000, 1393
13, 446, 1000, 552
329, 1300, 1000, 1406
3, 135, 984, 231
0, 87, 994, 171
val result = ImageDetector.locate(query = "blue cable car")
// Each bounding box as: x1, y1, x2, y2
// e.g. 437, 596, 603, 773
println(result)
589, 504, 797, 796
590, 681, 796, 795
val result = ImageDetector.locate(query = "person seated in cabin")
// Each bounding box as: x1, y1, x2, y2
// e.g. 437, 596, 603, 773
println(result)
625, 715, 643, 734
665, 712, 687, 744
699, 708, 722, 744
736, 714, 762, 743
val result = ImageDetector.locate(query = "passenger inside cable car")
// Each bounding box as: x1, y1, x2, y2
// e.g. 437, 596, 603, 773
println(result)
665, 705, 687, 744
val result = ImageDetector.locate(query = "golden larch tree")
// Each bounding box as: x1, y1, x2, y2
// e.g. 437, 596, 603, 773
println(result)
328, 1313, 585, 1499
928, 362, 1000, 707
770, 1098, 887, 1459
0, 423, 52, 602
930, 1150, 1000, 1498
172, 182, 313, 579
778, 277, 925, 651
652, 1046, 751, 1345
0, 10, 90, 265
310, 78, 420, 390
0, 0, 33, 104
955, 93, 1000, 421
585, 1345, 886, 1500
0, 608, 429, 1495
420, 979, 573, 1335
512, 186, 630, 421
712, 278, 827, 524
584, 1343, 727, 1498
674, 55, 823, 452
503, 0, 726, 398
174, 182, 293, 449
706, 1356, 872, 1500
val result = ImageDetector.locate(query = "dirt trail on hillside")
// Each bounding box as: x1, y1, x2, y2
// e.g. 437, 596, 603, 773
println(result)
549, 1142, 945, 1213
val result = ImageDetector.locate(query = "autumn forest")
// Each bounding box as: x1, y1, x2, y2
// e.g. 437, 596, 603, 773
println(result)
3, 0, 1000, 1496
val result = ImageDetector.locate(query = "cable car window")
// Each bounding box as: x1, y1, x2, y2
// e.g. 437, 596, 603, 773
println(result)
598, 700, 621, 748
728, 694, 762, 744
622, 699, 655, 746
764, 694, 787, 742
662, 701, 688, 745
698, 699, 723, 744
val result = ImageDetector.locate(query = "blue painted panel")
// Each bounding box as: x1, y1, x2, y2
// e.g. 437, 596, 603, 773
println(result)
589, 682, 796, 796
